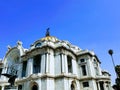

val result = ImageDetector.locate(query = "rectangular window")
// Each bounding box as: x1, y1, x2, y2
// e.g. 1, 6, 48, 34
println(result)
33, 54, 41, 73
67, 56, 72, 73
83, 82, 89, 87
99, 82, 104, 90
0, 68, 2, 77
93, 59, 98, 67
81, 65, 87, 76
22, 61, 27, 77
95, 67, 99, 75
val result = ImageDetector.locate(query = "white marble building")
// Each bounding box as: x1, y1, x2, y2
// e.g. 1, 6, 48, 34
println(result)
0, 30, 112, 90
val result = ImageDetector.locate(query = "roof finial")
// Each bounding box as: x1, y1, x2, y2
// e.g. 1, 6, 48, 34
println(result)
46, 28, 50, 37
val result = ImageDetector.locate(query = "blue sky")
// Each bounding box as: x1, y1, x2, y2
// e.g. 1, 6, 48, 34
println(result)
0, 0, 120, 84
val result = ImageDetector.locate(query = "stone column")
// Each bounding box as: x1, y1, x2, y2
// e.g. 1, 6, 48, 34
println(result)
96, 81, 100, 90
46, 53, 49, 73
49, 53, 54, 75
55, 53, 61, 75
87, 58, 95, 77
63, 78, 69, 90
98, 82, 100, 90
64, 54, 68, 74
41, 54, 45, 73
1, 86, 4, 90
91, 80, 97, 90
61, 53, 65, 73
46, 78, 54, 90
26, 58, 33, 76
103, 81, 106, 90
72, 59, 77, 75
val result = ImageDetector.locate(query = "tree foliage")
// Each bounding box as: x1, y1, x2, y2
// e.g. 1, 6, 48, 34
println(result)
113, 65, 120, 90
115, 65, 120, 78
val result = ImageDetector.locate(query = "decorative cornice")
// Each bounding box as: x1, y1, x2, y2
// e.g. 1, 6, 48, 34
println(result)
21, 45, 77, 60
15, 73, 111, 84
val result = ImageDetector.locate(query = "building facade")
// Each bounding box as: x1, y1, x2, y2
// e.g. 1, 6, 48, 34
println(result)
0, 31, 112, 90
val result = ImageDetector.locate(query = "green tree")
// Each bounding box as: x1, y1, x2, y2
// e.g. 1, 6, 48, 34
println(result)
115, 65, 120, 88
113, 65, 120, 90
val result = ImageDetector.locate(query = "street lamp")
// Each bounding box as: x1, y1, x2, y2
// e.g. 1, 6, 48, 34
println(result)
108, 49, 118, 78
108, 49, 116, 69
108, 49, 120, 90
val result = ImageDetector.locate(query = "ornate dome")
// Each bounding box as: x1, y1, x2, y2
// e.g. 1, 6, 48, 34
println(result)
30, 28, 81, 53
41, 36, 58, 42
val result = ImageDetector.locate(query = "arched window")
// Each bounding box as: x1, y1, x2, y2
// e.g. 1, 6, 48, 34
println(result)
71, 81, 76, 90
32, 85, 38, 90
18, 85, 22, 90
35, 43, 41, 47
71, 84, 75, 90
30, 82, 39, 90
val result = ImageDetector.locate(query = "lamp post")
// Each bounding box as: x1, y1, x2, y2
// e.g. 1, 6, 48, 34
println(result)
108, 49, 120, 90
108, 49, 118, 78
108, 49, 116, 70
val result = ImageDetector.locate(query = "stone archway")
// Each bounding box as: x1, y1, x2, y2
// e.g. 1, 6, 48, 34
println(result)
32, 84, 38, 90
71, 81, 77, 90
71, 84, 75, 90
30, 82, 38, 90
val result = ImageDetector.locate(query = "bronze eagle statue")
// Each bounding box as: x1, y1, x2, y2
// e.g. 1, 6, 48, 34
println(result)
1, 73, 17, 86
